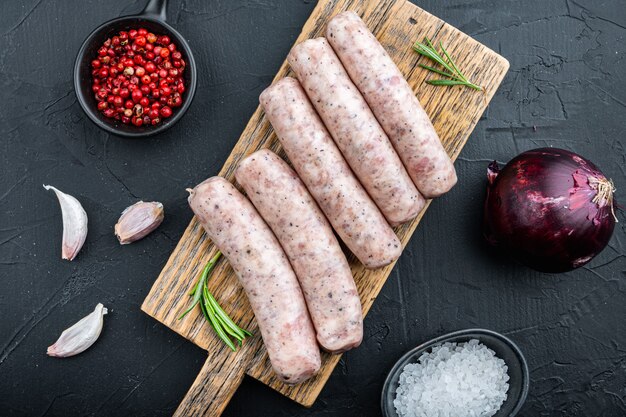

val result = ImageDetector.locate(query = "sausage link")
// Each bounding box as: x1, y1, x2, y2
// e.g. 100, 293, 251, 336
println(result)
288, 38, 424, 226
260, 77, 401, 269
187, 177, 320, 384
326, 11, 457, 198
235, 149, 363, 353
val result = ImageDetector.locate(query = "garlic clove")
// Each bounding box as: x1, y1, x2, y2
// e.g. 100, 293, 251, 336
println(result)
43, 185, 88, 261
114, 201, 164, 245
47, 303, 108, 358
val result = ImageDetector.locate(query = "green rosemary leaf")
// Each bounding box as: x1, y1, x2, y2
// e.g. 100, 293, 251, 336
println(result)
179, 250, 252, 351
413, 37, 482, 90
177, 298, 197, 320
208, 250, 223, 267
413, 40, 438, 58
424, 37, 438, 52
178, 262, 211, 320
204, 286, 245, 343
423, 38, 456, 74
426, 79, 471, 86
418, 64, 458, 79
202, 290, 237, 352
206, 292, 248, 341
439, 41, 467, 82
427, 77, 482, 90
414, 42, 450, 70
198, 291, 214, 327
178, 251, 223, 320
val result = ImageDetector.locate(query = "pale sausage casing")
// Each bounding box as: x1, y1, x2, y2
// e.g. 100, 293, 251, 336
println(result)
236, 149, 363, 353
326, 11, 457, 198
259, 77, 402, 269
288, 38, 424, 226
187, 176, 320, 384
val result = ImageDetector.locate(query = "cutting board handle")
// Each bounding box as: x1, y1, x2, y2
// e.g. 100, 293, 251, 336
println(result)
173, 355, 246, 417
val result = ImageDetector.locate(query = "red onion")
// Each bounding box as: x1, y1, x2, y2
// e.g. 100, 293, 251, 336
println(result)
483, 148, 617, 273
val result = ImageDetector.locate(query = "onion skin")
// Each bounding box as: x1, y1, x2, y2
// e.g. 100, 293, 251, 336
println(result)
483, 148, 616, 273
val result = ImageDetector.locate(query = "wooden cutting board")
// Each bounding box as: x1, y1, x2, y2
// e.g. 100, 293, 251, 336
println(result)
141, 0, 509, 415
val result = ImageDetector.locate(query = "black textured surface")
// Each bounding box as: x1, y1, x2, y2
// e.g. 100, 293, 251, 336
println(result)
1, 1, 624, 416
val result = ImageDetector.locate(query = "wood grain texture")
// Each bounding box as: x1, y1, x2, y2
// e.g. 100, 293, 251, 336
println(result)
141, 0, 509, 414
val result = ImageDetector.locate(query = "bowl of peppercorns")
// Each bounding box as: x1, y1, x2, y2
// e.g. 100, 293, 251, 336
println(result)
74, 0, 197, 137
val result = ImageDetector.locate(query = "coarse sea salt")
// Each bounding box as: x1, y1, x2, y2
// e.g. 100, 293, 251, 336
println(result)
393, 339, 509, 417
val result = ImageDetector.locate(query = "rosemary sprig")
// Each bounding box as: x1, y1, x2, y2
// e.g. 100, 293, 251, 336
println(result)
413, 37, 482, 91
178, 251, 252, 351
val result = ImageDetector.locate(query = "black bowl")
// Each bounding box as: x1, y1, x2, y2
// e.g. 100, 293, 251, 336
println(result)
74, 0, 197, 138
381, 328, 529, 417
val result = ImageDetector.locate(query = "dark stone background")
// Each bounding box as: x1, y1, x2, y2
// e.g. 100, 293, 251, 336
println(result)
1, 0, 625, 416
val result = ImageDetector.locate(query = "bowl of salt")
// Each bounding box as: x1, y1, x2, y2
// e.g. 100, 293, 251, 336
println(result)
381, 328, 529, 417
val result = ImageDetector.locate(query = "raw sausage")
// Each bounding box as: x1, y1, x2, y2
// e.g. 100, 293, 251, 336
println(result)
259, 77, 401, 269
326, 11, 457, 198
187, 176, 320, 384
288, 38, 424, 226
235, 149, 363, 353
